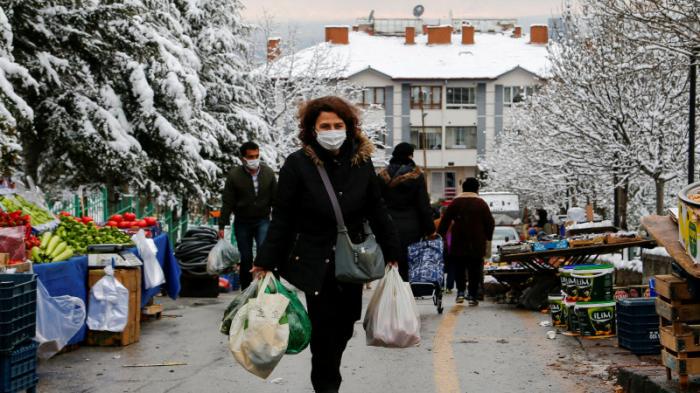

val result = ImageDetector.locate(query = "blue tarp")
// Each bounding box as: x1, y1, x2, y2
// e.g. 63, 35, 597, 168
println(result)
33, 233, 181, 345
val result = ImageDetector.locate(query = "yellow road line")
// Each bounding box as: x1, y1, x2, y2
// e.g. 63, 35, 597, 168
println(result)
433, 305, 463, 393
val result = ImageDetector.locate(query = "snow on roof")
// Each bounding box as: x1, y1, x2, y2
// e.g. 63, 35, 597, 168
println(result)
269, 31, 550, 80
325, 25, 350, 28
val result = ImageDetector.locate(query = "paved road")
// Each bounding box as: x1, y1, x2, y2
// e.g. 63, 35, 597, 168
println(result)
37, 288, 622, 393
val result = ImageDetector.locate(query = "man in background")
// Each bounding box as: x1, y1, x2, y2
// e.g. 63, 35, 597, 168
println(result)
437, 178, 495, 306
219, 141, 277, 289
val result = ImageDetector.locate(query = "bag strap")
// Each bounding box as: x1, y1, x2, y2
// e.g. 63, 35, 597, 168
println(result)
316, 165, 347, 232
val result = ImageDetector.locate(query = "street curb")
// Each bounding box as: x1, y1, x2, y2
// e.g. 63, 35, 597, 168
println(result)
617, 366, 696, 393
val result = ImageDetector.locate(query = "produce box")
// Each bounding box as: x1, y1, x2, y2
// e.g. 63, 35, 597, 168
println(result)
86, 267, 141, 347
0, 274, 36, 353
678, 182, 700, 263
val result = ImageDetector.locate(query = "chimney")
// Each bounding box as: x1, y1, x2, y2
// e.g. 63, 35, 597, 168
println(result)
352, 25, 359, 32
461, 24, 474, 45
427, 25, 452, 45
513, 26, 522, 38
405, 26, 415, 45
530, 25, 548, 44
325, 26, 350, 45
267, 38, 281, 62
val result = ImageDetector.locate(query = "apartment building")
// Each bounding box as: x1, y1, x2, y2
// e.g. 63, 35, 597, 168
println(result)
268, 22, 550, 200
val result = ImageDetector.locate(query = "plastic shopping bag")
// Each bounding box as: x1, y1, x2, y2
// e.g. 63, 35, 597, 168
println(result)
0, 226, 26, 261
364, 265, 421, 348
207, 239, 240, 275
87, 265, 129, 332
229, 272, 290, 379
220, 278, 258, 335
132, 230, 165, 289
35, 279, 86, 359
274, 280, 312, 354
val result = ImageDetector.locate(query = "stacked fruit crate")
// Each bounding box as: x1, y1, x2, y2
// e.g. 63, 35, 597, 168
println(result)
0, 274, 38, 393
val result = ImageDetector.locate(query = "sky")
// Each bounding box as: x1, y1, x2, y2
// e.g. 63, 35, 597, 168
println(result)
242, 0, 564, 57
241, 0, 564, 23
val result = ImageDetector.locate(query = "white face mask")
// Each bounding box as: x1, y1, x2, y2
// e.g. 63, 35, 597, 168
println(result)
316, 129, 346, 151
244, 158, 260, 170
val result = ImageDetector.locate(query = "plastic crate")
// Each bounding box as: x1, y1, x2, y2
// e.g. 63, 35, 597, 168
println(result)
618, 335, 661, 355
616, 298, 657, 324
0, 275, 36, 353
0, 340, 38, 393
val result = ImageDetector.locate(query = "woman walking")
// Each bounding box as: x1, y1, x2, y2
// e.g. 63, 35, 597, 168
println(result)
378, 142, 435, 281
253, 96, 400, 393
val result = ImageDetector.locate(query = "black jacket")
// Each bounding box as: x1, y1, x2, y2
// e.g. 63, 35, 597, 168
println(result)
378, 160, 435, 242
219, 164, 277, 228
255, 134, 401, 294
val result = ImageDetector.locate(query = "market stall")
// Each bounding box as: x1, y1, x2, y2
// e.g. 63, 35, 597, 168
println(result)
31, 233, 180, 345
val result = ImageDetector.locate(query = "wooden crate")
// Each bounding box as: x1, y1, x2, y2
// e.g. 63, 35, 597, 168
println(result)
662, 348, 700, 387
86, 267, 141, 346
660, 325, 700, 353
655, 296, 700, 322
656, 275, 693, 301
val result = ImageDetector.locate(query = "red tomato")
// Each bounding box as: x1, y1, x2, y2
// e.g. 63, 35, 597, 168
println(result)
123, 212, 137, 221
144, 217, 157, 226
117, 221, 129, 229
59, 211, 72, 217
109, 214, 123, 222
106, 221, 118, 227
82, 216, 94, 224
135, 219, 147, 228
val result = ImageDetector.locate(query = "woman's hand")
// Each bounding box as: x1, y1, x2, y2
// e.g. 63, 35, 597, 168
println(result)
250, 265, 268, 279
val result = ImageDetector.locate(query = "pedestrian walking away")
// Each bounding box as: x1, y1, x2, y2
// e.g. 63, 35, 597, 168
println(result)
253, 96, 401, 393
379, 142, 435, 281
435, 206, 455, 293
437, 178, 495, 306
219, 141, 277, 290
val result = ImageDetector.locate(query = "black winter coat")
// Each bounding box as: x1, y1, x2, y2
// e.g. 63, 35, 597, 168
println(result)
378, 160, 435, 243
255, 134, 401, 295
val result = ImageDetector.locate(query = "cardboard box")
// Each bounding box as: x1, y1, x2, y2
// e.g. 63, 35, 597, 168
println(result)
0, 253, 32, 273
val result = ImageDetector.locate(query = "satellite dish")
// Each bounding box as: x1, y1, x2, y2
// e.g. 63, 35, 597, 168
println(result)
368, 10, 375, 22
413, 5, 425, 18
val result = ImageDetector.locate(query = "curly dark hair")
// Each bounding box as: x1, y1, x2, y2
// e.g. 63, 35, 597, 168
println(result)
297, 96, 361, 145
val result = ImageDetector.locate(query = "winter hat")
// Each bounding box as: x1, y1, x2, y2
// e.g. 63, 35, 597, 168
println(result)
391, 142, 415, 161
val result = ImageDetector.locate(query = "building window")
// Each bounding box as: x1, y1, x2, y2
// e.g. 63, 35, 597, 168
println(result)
410, 127, 442, 150
411, 86, 442, 109
504, 85, 535, 106
446, 126, 477, 149
359, 87, 385, 107
446, 87, 476, 109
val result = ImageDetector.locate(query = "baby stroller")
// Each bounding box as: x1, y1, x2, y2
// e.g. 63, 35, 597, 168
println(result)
408, 237, 444, 314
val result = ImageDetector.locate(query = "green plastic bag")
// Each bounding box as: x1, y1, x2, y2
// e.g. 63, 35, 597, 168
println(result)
274, 281, 312, 354
220, 279, 258, 335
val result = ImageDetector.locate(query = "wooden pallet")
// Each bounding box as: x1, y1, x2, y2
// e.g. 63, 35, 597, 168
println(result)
141, 303, 163, 321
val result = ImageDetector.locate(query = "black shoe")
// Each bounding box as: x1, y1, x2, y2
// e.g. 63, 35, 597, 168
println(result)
456, 292, 465, 304
469, 299, 479, 306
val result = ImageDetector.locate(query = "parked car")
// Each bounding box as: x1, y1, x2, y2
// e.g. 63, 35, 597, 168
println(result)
492, 226, 521, 259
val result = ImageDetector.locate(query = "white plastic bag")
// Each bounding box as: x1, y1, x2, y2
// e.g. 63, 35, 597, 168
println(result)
207, 239, 240, 275
87, 265, 129, 332
364, 265, 421, 348
35, 279, 86, 359
229, 272, 290, 379
132, 230, 165, 289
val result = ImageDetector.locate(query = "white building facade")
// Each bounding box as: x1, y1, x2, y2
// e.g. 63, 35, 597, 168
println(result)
271, 23, 550, 201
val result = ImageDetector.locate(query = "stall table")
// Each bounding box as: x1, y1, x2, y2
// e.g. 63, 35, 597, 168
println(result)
33, 233, 180, 345
490, 239, 656, 286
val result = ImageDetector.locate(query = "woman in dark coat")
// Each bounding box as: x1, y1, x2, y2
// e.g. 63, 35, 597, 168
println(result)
378, 142, 435, 281
253, 96, 400, 393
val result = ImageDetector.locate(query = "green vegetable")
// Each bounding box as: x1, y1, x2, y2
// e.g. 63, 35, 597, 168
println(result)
40, 232, 52, 249
46, 235, 61, 255
50, 241, 67, 258
31, 246, 41, 262
52, 248, 73, 262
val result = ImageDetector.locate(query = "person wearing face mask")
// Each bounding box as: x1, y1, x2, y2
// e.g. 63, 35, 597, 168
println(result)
219, 141, 277, 290
253, 96, 400, 393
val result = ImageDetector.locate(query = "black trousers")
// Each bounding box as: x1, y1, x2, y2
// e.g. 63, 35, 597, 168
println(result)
452, 255, 483, 299
305, 268, 362, 392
